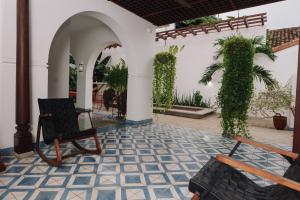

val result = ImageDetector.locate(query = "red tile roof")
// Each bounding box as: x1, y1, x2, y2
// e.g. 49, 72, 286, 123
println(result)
267, 27, 300, 52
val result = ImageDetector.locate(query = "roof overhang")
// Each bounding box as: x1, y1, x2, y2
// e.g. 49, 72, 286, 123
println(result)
109, 0, 285, 26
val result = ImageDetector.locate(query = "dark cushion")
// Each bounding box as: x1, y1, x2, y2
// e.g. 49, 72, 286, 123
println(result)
38, 98, 94, 144
189, 157, 300, 200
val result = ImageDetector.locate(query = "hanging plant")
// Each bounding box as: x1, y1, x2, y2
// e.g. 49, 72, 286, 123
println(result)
153, 45, 184, 110
218, 36, 255, 138
199, 35, 277, 139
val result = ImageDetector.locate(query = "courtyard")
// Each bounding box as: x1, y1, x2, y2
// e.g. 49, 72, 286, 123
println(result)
0, 122, 290, 200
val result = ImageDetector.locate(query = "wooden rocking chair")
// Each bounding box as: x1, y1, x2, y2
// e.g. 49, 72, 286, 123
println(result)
36, 98, 101, 167
189, 137, 300, 200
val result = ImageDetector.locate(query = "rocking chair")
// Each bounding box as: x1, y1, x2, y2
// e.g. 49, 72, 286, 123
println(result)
36, 98, 101, 166
189, 136, 300, 200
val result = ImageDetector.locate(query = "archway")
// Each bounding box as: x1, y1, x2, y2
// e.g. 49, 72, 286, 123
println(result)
48, 12, 122, 111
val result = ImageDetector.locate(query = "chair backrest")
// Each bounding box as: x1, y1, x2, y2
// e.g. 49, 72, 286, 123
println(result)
38, 98, 80, 144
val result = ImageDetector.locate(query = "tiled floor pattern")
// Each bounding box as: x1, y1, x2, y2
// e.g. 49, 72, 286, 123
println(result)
0, 123, 291, 200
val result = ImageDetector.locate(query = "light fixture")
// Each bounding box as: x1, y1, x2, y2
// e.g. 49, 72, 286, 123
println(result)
78, 64, 84, 72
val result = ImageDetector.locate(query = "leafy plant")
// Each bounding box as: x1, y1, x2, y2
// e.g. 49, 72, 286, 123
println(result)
69, 55, 77, 91
199, 36, 277, 90
105, 59, 128, 118
153, 45, 184, 111
93, 52, 111, 83
176, 15, 221, 28
173, 91, 211, 108
69, 66, 77, 91
105, 59, 128, 93
199, 36, 277, 138
251, 83, 293, 118
218, 36, 255, 138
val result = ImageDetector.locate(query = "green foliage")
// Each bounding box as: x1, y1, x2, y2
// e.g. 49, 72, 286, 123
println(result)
218, 36, 255, 138
251, 83, 293, 117
104, 59, 128, 118
173, 91, 211, 108
93, 52, 111, 83
153, 45, 183, 110
69, 55, 77, 91
253, 65, 276, 89
69, 66, 77, 91
105, 59, 128, 93
180, 15, 221, 27
199, 63, 223, 84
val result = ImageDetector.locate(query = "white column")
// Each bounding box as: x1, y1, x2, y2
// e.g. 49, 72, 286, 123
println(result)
126, 73, 153, 122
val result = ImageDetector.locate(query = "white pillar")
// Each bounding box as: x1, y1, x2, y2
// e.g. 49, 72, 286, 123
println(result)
48, 22, 70, 98
126, 74, 153, 122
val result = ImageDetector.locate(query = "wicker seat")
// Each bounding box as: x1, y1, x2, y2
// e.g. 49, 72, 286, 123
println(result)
189, 137, 300, 200
36, 98, 101, 166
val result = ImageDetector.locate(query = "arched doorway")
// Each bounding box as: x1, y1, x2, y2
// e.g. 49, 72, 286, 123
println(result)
48, 12, 122, 110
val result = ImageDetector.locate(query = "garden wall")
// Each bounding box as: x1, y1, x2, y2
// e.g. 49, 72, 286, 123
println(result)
104, 25, 299, 129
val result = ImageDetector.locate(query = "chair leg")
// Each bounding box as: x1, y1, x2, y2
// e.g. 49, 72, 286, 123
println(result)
54, 139, 62, 164
35, 118, 62, 167
94, 134, 102, 154
192, 193, 200, 200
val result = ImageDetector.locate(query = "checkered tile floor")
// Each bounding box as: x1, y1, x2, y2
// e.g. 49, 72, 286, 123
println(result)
0, 123, 291, 200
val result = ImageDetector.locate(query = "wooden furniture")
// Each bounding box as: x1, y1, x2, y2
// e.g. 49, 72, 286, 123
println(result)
189, 136, 300, 200
0, 156, 6, 172
36, 98, 101, 167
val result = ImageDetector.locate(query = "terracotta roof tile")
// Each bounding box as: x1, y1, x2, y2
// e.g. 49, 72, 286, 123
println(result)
267, 27, 300, 51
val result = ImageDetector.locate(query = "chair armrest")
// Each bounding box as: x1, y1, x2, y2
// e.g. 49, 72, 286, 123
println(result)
216, 154, 300, 192
76, 108, 92, 114
39, 113, 52, 118
235, 136, 299, 160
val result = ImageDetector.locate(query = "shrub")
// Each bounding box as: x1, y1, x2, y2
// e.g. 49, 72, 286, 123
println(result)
251, 83, 293, 118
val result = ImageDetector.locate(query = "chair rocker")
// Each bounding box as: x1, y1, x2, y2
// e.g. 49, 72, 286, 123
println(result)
36, 98, 101, 167
189, 136, 300, 200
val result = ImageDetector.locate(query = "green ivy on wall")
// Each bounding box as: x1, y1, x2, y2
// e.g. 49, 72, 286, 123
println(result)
153, 45, 183, 110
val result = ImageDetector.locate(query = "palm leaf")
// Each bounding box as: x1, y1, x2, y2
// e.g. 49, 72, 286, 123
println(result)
199, 63, 223, 85
253, 65, 277, 89
255, 45, 277, 61
213, 38, 226, 60
251, 36, 264, 46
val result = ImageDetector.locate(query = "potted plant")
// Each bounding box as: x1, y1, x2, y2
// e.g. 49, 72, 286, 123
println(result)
251, 83, 293, 130
105, 59, 128, 119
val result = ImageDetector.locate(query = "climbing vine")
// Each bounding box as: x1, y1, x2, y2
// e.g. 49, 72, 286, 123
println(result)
153, 45, 183, 110
218, 36, 254, 138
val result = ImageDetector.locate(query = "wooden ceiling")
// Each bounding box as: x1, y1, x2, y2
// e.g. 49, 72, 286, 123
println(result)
109, 0, 284, 26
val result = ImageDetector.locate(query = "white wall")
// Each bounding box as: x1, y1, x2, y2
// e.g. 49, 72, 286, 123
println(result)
0, 0, 155, 149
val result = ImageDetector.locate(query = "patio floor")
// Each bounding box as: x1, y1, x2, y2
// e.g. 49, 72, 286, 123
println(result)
0, 123, 290, 200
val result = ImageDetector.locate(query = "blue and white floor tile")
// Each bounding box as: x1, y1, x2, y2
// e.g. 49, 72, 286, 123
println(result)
0, 123, 290, 200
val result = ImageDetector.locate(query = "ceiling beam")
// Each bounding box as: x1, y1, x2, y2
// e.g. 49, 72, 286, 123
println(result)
142, 0, 208, 18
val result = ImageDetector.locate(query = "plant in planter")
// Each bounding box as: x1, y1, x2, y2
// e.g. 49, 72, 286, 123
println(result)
173, 90, 211, 108
153, 45, 184, 111
105, 59, 128, 119
251, 83, 293, 130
